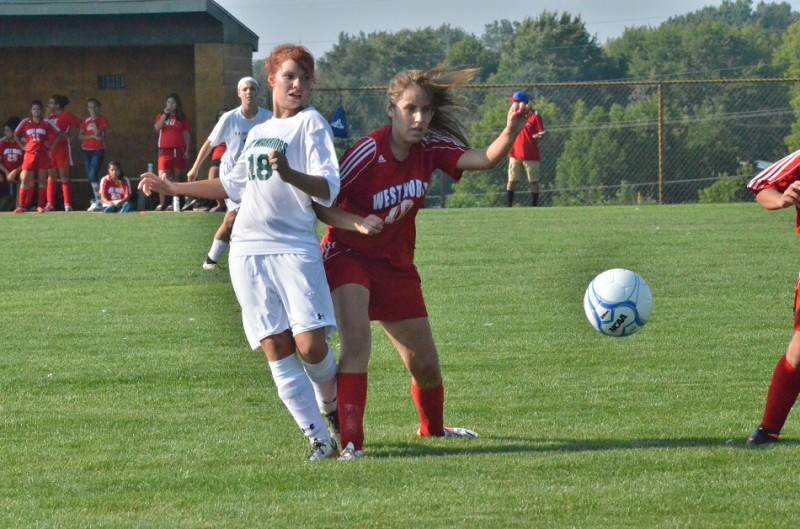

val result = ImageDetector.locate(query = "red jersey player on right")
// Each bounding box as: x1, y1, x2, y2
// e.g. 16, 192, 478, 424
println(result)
316, 66, 529, 460
746, 149, 800, 446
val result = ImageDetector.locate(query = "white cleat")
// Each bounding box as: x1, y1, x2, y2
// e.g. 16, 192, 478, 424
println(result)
417, 426, 479, 439
307, 438, 339, 462
337, 441, 364, 461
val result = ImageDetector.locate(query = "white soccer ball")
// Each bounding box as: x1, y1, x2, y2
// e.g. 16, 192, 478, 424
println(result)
583, 268, 653, 337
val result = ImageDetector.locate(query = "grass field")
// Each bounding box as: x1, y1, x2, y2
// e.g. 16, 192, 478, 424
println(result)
2, 204, 800, 528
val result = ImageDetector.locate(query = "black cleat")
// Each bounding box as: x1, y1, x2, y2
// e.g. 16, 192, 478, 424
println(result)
746, 426, 779, 447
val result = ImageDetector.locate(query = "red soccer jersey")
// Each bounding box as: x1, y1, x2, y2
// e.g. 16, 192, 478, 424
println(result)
0, 137, 24, 170
48, 111, 81, 153
508, 111, 544, 161
80, 115, 108, 151
321, 125, 466, 269
748, 148, 800, 236
15, 118, 58, 155
156, 114, 191, 149
100, 175, 131, 202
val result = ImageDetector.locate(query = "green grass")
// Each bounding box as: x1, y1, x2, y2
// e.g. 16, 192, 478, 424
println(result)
2, 204, 799, 528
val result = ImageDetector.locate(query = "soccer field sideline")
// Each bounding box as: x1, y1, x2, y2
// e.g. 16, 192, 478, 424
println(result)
2, 203, 798, 528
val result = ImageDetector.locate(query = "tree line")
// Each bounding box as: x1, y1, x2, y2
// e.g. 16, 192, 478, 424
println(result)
253, 0, 800, 206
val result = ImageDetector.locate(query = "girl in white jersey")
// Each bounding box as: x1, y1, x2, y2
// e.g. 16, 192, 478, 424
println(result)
139, 45, 377, 461
186, 77, 272, 270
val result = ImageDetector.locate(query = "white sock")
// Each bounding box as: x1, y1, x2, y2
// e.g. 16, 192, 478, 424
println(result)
207, 239, 229, 263
268, 354, 329, 443
302, 347, 338, 414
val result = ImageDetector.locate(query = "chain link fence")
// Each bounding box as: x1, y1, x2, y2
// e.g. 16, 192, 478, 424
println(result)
312, 79, 800, 207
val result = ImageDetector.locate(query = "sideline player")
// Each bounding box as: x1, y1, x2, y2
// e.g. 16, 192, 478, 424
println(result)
45, 94, 81, 211
14, 100, 59, 213
154, 93, 190, 211
139, 45, 377, 460
745, 149, 800, 446
185, 77, 271, 270
315, 66, 529, 459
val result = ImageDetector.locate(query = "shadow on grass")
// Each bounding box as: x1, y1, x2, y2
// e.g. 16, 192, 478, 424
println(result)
363, 436, 800, 459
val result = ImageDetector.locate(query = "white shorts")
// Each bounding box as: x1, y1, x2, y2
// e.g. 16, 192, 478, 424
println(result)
229, 253, 336, 350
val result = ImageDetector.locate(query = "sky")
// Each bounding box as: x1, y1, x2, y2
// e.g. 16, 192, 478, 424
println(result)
214, 0, 800, 59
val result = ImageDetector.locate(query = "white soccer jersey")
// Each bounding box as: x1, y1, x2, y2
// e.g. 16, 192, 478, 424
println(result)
208, 106, 272, 176
220, 107, 340, 258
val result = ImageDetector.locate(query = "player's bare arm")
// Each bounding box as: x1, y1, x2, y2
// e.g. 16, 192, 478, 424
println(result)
313, 203, 384, 235
269, 150, 331, 200
456, 102, 530, 171
756, 184, 800, 210
139, 171, 227, 200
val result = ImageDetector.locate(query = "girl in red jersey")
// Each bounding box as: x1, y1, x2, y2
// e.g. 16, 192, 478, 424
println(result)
99, 161, 132, 213
745, 150, 800, 446
1, 117, 24, 207
79, 98, 108, 211
315, 66, 530, 459
13, 100, 59, 213
45, 94, 81, 211
154, 93, 191, 211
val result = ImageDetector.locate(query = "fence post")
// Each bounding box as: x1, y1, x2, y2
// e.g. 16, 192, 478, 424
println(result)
658, 82, 664, 205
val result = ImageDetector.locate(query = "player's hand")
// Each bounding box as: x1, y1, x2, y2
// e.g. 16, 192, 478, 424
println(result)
507, 101, 531, 135
270, 150, 291, 178
356, 214, 384, 235
138, 171, 172, 196
781, 181, 800, 208
186, 166, 197, 182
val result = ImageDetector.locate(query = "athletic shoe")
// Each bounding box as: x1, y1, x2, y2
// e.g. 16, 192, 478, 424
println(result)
337, 441, 364, 461
746, 426, 779, 447
202, 256, 217, 271
64, 204, 73, 212
307, 438, 339, 461
324, 409, 340, 444
181, 198, 197, 211
209, 205, 224, 213
87, 201, 103, 212
417, 426, 479, 439
154, 204, 165, 211
13, 206, 26, 213
37, 206, 44, 213
43, 204, 55, 212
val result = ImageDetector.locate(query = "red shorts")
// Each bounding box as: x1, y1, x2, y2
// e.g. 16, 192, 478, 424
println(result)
324, 250, 427, 321
158, 147, 186, 172
21, 150, 49, 172
49, 146, 72, 169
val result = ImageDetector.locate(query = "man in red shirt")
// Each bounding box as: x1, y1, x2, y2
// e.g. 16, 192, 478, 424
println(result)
506, 90, 545, 207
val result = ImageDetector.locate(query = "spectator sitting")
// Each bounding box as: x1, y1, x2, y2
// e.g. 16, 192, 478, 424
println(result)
99, 160, 131, 213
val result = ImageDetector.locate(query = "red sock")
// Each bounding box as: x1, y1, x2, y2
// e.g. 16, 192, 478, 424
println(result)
46, 179, 57, 207
61, 181, 72, 208
20, 187, 32, 208
337, 372, 367, 451
412, 382, 444, 436
761, 355, 800, 433
38, 186, 48, 209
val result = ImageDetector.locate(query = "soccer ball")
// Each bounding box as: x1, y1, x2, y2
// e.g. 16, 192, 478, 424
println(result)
583, 268, 653, 337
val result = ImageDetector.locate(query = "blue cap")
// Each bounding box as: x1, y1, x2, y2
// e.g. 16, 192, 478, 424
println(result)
508, 90, 529, 104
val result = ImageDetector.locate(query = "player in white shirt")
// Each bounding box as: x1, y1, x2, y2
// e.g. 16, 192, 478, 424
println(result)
139, 45, 379, 461
186, 77, 272, 270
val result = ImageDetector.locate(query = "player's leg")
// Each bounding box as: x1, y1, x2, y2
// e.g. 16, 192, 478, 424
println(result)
15, 168, 35, 212
203, 208, 237, 270
59, 165, 73, 211
525, 160, 541, 207
332, 283, 372, 456
506, 158, 522, 207
45, 164, 59, 211
748, 278, 800, 446
36, 167, 48, 212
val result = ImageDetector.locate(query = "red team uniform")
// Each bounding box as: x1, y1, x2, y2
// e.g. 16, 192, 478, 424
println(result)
322, 125, 467, 318
15, 117, 58, 210
211, 142, 226, 163
80, 114, 108, 151
156, 113, 191, 171
48, 110, 80, 168
0, 137, 24, 173
747, 149, 800, 443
